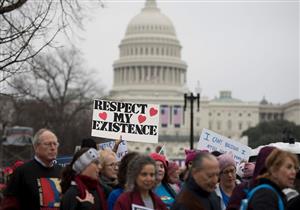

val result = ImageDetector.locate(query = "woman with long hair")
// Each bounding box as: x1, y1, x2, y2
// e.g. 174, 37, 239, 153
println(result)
60, 148, 107, 210
114, 155, 167, 210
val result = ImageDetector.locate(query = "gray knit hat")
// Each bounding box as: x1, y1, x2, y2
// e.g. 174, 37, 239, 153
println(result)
72, 148, 99, 174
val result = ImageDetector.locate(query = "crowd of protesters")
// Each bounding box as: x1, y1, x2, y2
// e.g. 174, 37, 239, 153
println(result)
0, 128, 300, 210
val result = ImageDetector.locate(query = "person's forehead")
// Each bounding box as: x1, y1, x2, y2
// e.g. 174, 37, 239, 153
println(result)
201, 157, 219, 168
142, 164, 155, 171
40, 131, 57, 142
223, 165, 236, 171
155, 160, 164, 165
105, 154, 116, 162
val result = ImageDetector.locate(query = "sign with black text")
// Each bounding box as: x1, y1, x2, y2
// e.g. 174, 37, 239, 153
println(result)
92, 100, 159, 143
197, 128, 251, 164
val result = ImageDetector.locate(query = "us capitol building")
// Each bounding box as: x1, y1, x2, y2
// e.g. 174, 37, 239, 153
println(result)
108, 0, 300, 159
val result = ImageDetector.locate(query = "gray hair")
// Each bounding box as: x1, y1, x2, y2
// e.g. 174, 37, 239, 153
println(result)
32, 128, 53, 146
192, 152, 217, 171
126, 155, 156, 192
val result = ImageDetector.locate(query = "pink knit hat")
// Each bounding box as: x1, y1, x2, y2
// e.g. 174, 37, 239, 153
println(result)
217, 153, 236, 172
185, 149, 201, 166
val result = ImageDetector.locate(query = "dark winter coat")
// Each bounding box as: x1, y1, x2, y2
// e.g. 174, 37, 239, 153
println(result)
247, 178, 287, 210
60, 185, 101, 210
1, 159, 61, 210
226, 146, 275, 210
171, 176, 221, 210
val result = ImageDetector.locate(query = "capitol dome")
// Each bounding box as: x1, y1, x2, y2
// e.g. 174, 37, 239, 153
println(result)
110, 0, 188, 104
125, 0, 176, 36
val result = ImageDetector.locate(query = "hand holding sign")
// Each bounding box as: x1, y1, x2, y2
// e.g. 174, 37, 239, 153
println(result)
113, 135, 122, 153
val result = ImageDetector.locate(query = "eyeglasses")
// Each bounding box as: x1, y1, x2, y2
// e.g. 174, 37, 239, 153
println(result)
221, 168, 236, 175
40, 142, 60, 148
105, 162, 119, 168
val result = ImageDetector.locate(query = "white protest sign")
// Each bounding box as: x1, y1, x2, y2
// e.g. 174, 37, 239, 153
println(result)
92, 100, 159, 143
197, 128, 251, 164
98, 140, 128, 161
132, 204, 153, 210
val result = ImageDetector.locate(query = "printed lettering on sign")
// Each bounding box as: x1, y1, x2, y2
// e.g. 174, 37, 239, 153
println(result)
92, 100, 159, 143
197, 128, 251, 164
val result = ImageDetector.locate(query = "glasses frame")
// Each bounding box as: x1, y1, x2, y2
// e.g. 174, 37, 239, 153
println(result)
39, 141, 60, 148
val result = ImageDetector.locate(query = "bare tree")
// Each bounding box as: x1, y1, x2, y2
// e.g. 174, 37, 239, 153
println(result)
0, 0, 103, 83
0, 93, 14, 136
9, 47, 103, 153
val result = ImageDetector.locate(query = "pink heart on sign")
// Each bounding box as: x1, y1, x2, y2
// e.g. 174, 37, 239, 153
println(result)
98, 112, 107, 120
149, 107, 158, 117
138, 115, 146, 124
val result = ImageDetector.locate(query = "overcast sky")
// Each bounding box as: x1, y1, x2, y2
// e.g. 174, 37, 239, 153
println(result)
76, 0, 299, 104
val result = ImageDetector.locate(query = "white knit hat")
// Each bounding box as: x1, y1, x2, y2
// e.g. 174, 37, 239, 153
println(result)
72, 148, 99, 174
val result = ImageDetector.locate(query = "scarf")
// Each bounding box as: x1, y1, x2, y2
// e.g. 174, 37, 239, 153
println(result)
74, 175, 107, 210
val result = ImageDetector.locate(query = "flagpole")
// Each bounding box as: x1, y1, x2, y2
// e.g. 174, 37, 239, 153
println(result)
158, 144, 165, 154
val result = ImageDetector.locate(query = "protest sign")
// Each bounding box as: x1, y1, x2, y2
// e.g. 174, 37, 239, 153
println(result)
132, 204, 153, 210
197, 128, 251, 164
92, 99, 159, 143
98, 140, 128, 161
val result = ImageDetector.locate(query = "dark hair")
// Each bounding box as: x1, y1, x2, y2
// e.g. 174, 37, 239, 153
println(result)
81, 138, 97, 150
211, 150, 222, 157
117, 152, 139, 188
192, 152, 216, 171
162, 163, 169, 184
60, 148, 89, 194
126, 155, 156, 192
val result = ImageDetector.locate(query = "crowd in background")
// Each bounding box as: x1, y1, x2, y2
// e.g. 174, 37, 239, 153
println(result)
0, 128, 300, 210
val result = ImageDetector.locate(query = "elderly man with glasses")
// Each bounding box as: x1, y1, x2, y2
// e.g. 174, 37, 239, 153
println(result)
1, 128, 62, 210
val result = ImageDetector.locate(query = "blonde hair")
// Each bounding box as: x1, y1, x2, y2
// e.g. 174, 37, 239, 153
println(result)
98, 149, 117, 166
260, 148, 299, 179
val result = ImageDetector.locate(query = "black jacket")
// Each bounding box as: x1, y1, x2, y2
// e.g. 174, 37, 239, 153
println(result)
60, 185, 102, 210
171, 176, 221, 210
248, 178, 287, 210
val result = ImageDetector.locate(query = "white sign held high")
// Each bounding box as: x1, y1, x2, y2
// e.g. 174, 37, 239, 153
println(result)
98, 140, 128, 161
197, 128, 251, 164
91, 99, 159, 143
